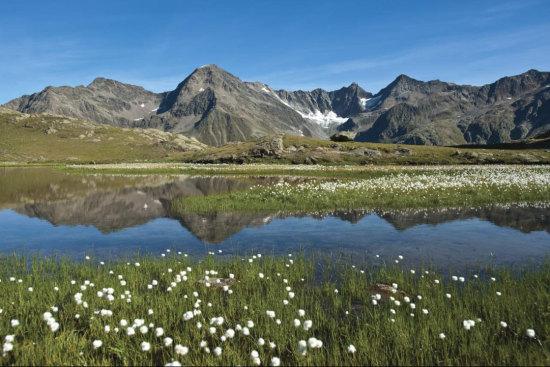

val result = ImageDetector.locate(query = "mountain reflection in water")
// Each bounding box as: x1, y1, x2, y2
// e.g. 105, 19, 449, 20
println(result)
0, 167, 549, 268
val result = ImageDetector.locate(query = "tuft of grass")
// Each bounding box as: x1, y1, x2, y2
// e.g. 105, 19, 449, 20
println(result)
0, 252, 548, 366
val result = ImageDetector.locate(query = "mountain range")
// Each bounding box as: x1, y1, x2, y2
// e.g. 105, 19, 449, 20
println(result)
4, 65, 550, 147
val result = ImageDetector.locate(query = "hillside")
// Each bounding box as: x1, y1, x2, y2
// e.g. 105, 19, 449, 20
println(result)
0, 108, 207, 164
179, 134, 550, 165
2, 107, 549, 166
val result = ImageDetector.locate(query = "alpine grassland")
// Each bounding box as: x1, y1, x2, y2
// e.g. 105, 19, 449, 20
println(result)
0, 252, 548, 366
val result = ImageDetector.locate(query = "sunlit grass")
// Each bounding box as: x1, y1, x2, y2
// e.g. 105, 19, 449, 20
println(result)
173, 166, 550, 212
0, 252, 548, 366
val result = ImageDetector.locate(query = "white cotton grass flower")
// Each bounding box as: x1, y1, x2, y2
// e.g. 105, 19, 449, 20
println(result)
10, 320, 19, 328
50, 322, 60, 332
298, 309, 305, 317
139, 326, 148, 334
92, 340, 103, 349
303, 320, 313, 331
3, 342, 14, 354
141, 342, 151, 352
214, 347, 222, 356
526, 329, 536, 338
225, 329, 235, 338
155, 328, 164, 337
271, 357, 281, 366
298, 340, 307, 356
500, 321, 508, 328
127, 327, 136, 336
175, 345, 188, 355
43, 312, 53, 321
257, 338, 265, 346
347, 344, 357, 353
164, 337, 173, 347
247, 320, 254, 328
439, 333, 446, 339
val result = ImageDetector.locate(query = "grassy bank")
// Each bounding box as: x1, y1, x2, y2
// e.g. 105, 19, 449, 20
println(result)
172, 166, 550, 212
0, 253, 548, 366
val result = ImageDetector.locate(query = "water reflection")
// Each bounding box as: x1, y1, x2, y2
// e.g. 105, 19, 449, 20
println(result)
0, 168, 549, 268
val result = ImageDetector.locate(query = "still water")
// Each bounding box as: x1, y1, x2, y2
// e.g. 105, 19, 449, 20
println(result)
1, 167, 549, 269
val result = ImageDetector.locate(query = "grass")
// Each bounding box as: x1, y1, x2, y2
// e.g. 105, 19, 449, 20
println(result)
0, 252, 548, 366
0, 110, 194, 164
172, 166, 550, 212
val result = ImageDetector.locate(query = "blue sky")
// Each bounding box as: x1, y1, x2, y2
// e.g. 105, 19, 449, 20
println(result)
1, 0, 549, 103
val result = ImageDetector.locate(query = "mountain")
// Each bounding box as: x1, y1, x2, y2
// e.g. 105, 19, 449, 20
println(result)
4, 66, 550, 146
3, 78, 166, 128
355, 70, 550, 145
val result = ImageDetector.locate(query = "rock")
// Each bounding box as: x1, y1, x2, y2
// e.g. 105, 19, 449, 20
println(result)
197, 277, 236, 289
349, 147, 382, 158
452, 150, 461, 156
249, 135, 283, 157
91, 139, 101, 143
464, 151, 478, 159
477, 153, 494, 161
285, 145, 297, 152
330, 132, 357, 142
395, 148, 413, 155
330, 143, 342, 149
515, 153, 539, 163
45, 127, 58, 134
369, 283, 406, 303
78, 134, 86, 139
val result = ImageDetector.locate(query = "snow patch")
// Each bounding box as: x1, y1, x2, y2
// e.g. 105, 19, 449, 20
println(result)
134, 118, 144, 121
272, 93, 347, 127
360, 95, 382, 110
140, 103, 145, 108
506, 97, 512, 100
297, 110, 348, 127
261, 87, 270, 93
151, 107, 159, 112
199, 88, 205, 92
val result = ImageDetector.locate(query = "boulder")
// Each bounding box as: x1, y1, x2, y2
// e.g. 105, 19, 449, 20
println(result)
395, 148, 413, 155
197, 277, 236, 289
330, 132, 357, 142
249, 135, 284, 157
349, 147, 382, 158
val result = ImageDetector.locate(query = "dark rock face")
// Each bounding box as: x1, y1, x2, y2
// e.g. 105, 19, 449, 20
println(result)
4, 66, 550, 147
356, 70, 550, 145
